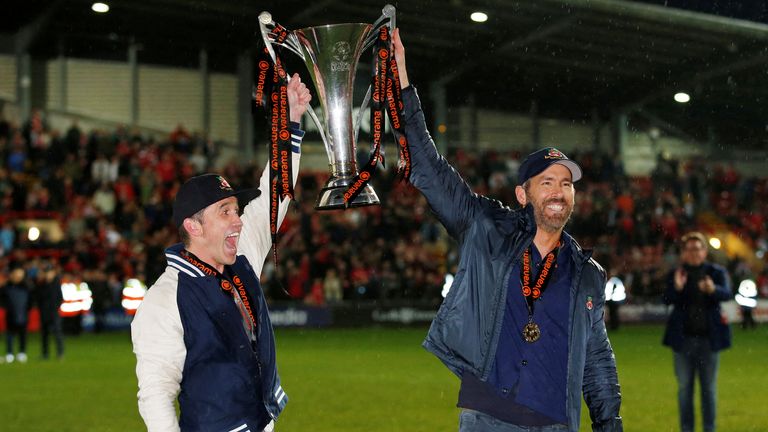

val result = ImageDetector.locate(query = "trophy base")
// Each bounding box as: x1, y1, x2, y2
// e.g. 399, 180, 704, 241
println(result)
315, 176, 380, 210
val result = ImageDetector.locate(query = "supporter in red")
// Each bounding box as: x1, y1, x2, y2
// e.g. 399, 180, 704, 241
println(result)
113, 174, 136, 203
304, 277, 325, 306
284, 259, 305, 299
154, 150, 177, 185
349, 255, 370, 297
615, 190, 634, 216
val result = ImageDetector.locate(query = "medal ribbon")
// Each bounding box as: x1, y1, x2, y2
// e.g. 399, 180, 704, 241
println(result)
180, 250, 258, 340
257, 24, 296, 287
521, 244, 559, 316
342, 25, 412, 206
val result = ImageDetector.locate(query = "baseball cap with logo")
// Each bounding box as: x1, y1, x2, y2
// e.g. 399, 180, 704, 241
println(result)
172, 174, 261, 227
517, 147, 582, 185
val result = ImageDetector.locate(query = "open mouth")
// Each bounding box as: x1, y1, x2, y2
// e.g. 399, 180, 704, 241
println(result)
225, 232, 239, 252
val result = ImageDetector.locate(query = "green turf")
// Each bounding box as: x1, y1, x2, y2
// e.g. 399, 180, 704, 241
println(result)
0, 324, 765, 431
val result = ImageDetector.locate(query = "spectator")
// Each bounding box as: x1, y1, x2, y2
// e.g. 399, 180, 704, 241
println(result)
3, 265, 30, 364
35, 261, 64, 360
323, 267, 342, 303
92, 182, 116, 216
663, 232, 732, 432
304, 277, 325, 306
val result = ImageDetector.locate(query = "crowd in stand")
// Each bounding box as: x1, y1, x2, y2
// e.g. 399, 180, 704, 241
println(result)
0, 109, 767, 310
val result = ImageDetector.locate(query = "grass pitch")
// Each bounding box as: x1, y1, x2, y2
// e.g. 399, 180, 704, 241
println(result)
0, 324, 765, 431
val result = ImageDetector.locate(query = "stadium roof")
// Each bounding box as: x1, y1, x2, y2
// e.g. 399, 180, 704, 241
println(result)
2, 0, 768, 149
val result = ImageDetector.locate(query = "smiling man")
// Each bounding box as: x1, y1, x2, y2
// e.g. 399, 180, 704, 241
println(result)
392, 30, 623, 432
131, 75, 310, 432
663, 232, 732, 432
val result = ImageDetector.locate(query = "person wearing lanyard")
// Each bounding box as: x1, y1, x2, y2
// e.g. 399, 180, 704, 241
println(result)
131, 74, 311, 432
391, 29, 623, 432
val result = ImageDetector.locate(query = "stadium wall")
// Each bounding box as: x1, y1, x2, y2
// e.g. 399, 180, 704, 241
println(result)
0, 54, 16, 100
1, 53, 767, 176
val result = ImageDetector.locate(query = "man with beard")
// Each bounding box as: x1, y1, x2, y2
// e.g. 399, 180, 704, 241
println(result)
392, 30, 622, 432
131, 74, 311, 432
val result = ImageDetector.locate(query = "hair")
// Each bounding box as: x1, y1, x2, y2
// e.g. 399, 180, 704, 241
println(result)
680, 231, 707, 248
178, 208, 205, 247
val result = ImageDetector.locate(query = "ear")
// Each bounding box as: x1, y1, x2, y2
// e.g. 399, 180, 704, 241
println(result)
515, 185, 527, 206
182, 217, 203, 238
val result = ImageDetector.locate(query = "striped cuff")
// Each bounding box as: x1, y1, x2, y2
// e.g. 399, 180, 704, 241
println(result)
289, 121, 304, 154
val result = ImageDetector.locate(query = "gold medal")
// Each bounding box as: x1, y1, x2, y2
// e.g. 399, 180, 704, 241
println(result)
520, 244, 560, 344
522, 321, 541, 343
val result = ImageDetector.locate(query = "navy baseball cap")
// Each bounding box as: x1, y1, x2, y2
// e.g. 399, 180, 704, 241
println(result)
517, 147, 582, 185
172, 174, 261, 227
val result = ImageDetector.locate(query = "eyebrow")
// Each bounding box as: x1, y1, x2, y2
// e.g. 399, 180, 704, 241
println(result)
218, 202, 239, 211
540, 175, 572, 182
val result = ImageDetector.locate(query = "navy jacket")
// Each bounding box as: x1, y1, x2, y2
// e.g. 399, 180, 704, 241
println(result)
132, 244, 287, 432
402, 86, 622, 432
662, 262, 732, 352
175, 245, 285, 431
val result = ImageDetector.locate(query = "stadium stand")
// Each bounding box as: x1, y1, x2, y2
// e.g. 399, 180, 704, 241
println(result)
0, 110, 766, 316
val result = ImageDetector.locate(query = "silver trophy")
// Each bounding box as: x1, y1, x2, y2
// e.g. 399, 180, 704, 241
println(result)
259, 6, 396, 210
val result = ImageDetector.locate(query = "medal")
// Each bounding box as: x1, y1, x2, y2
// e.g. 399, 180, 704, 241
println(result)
520, 244, 560, 343
522, 321, 541, 343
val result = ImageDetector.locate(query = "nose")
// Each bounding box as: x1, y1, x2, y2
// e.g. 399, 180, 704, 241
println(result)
549, 186, 566, 199
232, 213, 243, 229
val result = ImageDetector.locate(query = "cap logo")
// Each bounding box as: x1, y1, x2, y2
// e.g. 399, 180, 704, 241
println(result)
217, 176, 233, 191
544, 148, 567, 160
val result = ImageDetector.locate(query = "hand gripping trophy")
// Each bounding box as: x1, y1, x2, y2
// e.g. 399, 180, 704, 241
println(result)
257, 4, 410, 211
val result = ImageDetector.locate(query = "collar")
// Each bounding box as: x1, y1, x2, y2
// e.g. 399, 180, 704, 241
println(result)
165, 243, 220, 278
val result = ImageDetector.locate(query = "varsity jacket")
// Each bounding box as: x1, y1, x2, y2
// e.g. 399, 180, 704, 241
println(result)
132, 127, 303, 432
401, 86, 623, 432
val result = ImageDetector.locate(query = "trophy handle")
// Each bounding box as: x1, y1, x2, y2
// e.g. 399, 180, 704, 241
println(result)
383, 4, 396, 29
258, 12, 333, 157
257, 12, 280, 62
362, 4, 396, 50
355, 5, 396, 147
258, 12, 304, 60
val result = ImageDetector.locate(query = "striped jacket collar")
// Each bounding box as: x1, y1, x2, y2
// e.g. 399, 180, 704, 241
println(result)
165, 243, 216, 278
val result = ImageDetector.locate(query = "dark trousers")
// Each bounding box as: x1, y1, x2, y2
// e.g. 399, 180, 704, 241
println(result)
5, 324, 27, 355
41, 317, 65, 358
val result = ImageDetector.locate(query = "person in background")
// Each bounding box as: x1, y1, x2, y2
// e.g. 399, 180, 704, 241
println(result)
3, 265, 30, 363
392, 29, 622, 432
323, 267, 342, 303
663, 231, 732, 432
36, 260, 65, 360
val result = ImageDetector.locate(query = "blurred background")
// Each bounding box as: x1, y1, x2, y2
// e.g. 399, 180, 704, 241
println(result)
0, 1, 767, 430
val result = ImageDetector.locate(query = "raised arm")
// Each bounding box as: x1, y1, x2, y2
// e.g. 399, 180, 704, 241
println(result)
392, 29, 504, 238
238, 74, 310, 275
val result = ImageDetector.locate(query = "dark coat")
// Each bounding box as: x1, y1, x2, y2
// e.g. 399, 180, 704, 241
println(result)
3, 281, 30, 327
662, 262, 732, 352
402, 86, 622, 432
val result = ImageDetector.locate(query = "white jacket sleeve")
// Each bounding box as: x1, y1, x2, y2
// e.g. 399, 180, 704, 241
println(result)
131, 270, 186, 432
239, 129, 303, 276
